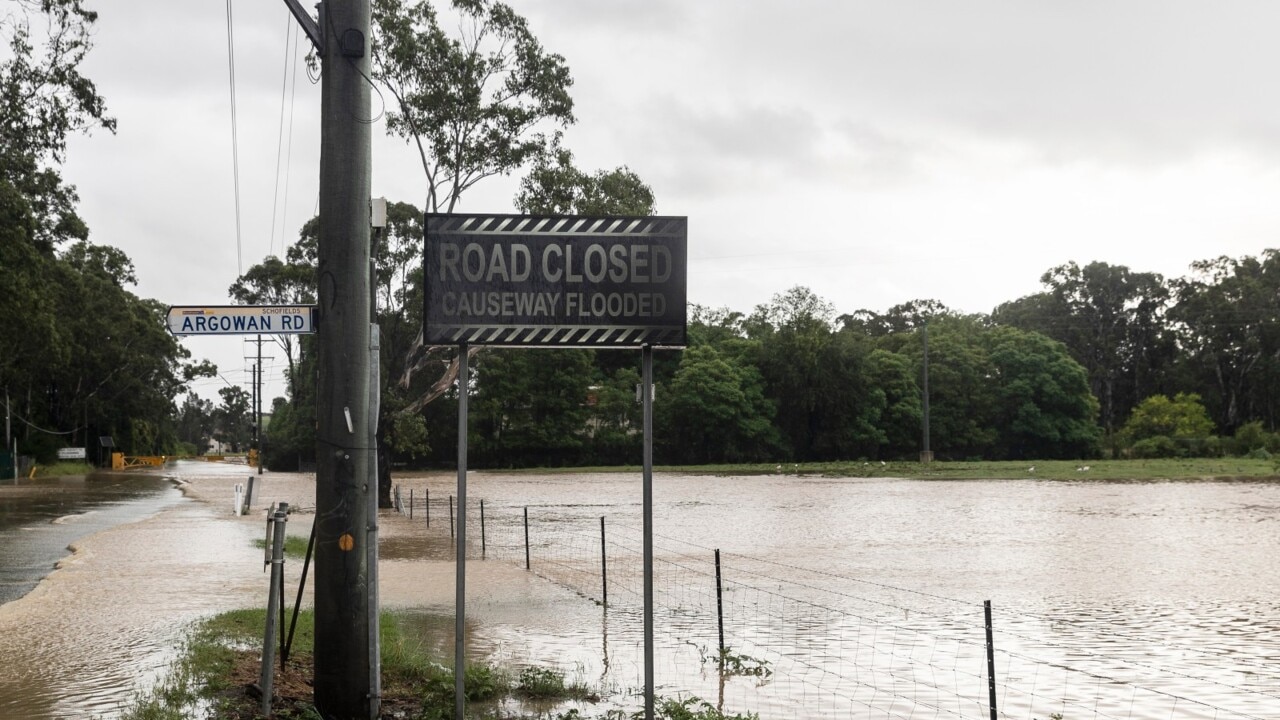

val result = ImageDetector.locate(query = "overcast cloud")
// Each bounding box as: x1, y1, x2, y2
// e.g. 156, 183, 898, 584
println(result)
43, 0, 1280, 402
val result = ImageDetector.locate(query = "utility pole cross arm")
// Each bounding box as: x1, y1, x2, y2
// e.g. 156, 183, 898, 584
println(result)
281, 0, 323, 52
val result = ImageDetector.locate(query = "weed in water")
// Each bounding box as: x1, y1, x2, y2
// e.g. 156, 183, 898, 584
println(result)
716, 647, 772, 678
646, 695, 760, 720
517, 666, 567, 698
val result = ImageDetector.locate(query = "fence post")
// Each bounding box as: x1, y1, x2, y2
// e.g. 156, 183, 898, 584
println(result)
262, 505, 275, 570
715, 549, 725, 662
259, 503, 288, 715
449, 495, 455, 539
409, 488, 414, 520
523, 506, 530, 570
985, 600, 998, 720
600, 516, 608, 605
480, 499, 487, 557
425, 486, 430, 527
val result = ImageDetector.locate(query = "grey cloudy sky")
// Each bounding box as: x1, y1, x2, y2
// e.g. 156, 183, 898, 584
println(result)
54, 0, 1280, 401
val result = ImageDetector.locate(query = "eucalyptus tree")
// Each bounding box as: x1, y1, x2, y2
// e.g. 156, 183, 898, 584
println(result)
515, 139, 656, 217
373, 0, 574, 214
982, 326, 1101, 459
0, 0, 114, 250
227, 252, 316, 399
1169, 251, 1280, 432
656, 346, 781, 464
746, 286, 887, 461
864, 348, 922, 458
992, 261, 1173, 436
214, 386, 252, 452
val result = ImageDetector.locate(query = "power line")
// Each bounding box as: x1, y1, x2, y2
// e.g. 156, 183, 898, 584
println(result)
270, 14, 295, 258
225, 0, 244, 275
279, 20, 302, 256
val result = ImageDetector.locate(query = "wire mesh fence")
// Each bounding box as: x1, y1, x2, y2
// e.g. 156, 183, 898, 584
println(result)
389, 481, 1280, 720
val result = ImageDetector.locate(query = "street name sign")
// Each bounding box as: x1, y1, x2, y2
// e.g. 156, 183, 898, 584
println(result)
424, 214, 687, 347
166, 305, 318, 336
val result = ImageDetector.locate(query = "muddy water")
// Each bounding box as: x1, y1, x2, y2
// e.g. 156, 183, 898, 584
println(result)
0, 461, 308, 719
384, 474, 1280, 720
0, 473, 181, 605
2, 468, 1278, 719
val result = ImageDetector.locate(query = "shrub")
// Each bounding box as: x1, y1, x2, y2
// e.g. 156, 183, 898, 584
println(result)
1131, 435, 1179, 459
1231, 421, 1276, 457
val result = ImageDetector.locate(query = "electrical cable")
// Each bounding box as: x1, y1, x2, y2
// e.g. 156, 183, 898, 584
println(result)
225, 0, 244, 275
270, 15, 292, 259
280, 20, 301, 255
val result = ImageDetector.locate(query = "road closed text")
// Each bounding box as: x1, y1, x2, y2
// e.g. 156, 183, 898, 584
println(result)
437, 241, 674, 285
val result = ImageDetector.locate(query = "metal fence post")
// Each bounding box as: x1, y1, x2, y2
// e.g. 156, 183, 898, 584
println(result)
449, 495, 455, 539
480, 499, 487, 557
260, 503, 288, 715
715, 549, 725, 662
425, 486, 430, 527
409, 488, 414, 520
524, 506, 530, 570
600, 516, 608, 605
985, 600, 998, 720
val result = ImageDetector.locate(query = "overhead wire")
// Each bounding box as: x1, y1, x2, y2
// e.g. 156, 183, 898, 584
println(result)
279, 20, 301, 254
269, 15, 292, 259
225, 0, 244, 275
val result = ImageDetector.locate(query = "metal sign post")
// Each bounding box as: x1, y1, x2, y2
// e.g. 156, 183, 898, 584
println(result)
641, 344, 655, 719
455, 343, 469, 720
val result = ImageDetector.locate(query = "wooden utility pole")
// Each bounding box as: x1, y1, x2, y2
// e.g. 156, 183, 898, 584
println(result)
920, 321, 933, 463
282, 0, 379, 717
247, 335, 271, 474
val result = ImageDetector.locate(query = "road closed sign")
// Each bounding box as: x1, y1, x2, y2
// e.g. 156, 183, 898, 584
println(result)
166, 305, 318, 336
424, 214, 687, 347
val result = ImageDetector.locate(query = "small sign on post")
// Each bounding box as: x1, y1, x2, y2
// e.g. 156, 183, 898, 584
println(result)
56, 447, 87, 460
165, 305, 318, 336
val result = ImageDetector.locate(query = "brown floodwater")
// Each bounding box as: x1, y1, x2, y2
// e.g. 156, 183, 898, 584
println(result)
382, 473, 1280, 720
2, 465, 1278, 719
0, 462, 280, 719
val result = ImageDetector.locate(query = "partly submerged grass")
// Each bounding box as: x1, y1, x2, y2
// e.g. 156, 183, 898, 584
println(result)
31, 461, 96, 477
252, 534, 311, 560
118, 608, 602, 720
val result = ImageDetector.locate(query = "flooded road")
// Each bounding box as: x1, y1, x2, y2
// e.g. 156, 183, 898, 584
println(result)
0, 462, 290, 719
0, 473, 181, 606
